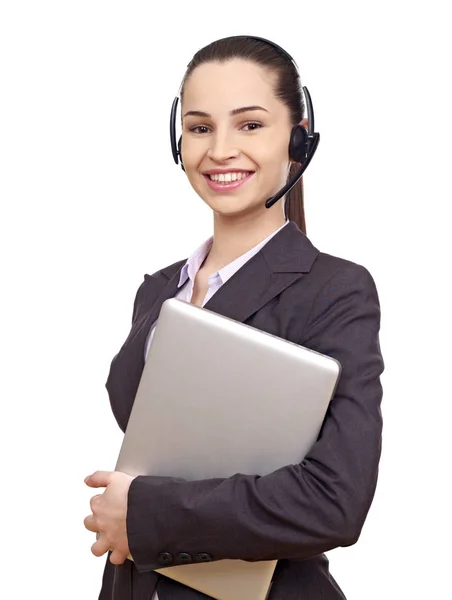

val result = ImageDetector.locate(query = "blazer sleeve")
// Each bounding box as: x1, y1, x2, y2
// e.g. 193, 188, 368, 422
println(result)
126, 263, 385, 573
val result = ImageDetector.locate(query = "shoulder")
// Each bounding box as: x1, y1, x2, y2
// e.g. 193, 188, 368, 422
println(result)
145, 258, 187, 283
302, 250, 382, 341
309, 246, 381, 311
131, 258, 187, 322
311, 250, 379, 292
273, 231, 382, 341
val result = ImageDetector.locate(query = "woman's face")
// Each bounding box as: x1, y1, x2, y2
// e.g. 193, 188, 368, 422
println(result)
180, 59, 294, 220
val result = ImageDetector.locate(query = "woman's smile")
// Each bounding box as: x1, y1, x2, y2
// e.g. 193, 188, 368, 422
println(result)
203, 170, 255, 192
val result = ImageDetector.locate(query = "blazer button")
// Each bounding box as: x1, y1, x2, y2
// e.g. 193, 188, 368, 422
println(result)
196, 552, 213, 562
157, 552, 173, 566
178, 552, 192, 564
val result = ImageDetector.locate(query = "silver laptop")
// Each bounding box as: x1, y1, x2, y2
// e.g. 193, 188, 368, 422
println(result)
115, 298, 341, 600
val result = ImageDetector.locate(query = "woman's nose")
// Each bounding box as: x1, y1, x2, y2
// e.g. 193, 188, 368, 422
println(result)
206, 132, 240, 162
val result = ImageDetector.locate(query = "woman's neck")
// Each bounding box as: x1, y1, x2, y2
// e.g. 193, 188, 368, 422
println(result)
202, 209, 287, 273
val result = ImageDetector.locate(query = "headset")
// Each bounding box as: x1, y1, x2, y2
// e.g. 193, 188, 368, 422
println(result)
169, 35, 320, 210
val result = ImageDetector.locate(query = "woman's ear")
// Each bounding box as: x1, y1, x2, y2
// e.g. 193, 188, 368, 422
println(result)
300, 117, 308, 130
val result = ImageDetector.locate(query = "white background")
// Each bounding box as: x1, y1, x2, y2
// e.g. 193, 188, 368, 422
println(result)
1, 1, 450, 598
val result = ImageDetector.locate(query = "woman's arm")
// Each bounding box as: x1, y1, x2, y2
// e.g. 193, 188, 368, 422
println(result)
126, 264, 384, 573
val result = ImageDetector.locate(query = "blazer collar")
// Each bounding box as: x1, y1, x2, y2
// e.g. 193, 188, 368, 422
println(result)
161, 221, 317, 277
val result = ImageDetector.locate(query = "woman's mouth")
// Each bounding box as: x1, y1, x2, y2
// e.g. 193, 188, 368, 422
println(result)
203, 171, 255, 192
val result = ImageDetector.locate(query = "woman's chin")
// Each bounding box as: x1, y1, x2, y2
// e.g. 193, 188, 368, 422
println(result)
208, 199, 264, 219
199, 190, 265, 215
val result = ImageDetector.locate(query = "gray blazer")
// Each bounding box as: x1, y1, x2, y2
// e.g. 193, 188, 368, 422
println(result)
98, 221, 384, 600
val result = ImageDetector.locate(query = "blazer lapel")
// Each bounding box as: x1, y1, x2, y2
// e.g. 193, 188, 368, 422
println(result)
203, 221, 319, 323
143, 267, 183, 330
132, 266, 184, 361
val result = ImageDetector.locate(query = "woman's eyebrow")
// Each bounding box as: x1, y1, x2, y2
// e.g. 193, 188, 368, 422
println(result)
183, 105, 269, 118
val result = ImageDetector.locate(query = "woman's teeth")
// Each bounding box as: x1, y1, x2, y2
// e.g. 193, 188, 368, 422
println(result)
208, 172, 250, 183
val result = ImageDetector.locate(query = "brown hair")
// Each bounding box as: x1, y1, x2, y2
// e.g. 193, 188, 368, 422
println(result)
180, 36, 307, 234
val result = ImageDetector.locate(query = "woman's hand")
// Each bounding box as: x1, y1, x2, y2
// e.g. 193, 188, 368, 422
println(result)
84, 470, 136, 565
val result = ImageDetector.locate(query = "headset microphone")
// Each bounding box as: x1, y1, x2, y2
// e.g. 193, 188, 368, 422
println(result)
169, 36, 320, 210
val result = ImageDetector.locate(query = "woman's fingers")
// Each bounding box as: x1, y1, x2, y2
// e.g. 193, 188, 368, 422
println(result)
84, 514, 98, 533
109, 548, 128, 565
89, 494, 102, 512
91, 533, 111, 557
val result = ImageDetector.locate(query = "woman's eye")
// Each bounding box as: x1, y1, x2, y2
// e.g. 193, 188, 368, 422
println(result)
242, 122, 262, 131
189, 125, 210, 134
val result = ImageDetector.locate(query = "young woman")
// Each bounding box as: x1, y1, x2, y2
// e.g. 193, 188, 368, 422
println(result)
84, 35, 384, 600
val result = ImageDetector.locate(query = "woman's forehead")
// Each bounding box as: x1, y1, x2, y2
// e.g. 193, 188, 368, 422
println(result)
182, 59, 279, 113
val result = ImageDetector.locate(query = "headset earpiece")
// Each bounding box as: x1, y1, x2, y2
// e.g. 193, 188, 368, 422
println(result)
289, 125, 308, 164
177, 136, 185, 171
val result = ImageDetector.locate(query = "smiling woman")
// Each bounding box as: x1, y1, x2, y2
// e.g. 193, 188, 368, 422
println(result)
85, 35, 384, 600
179, 57, 308, 228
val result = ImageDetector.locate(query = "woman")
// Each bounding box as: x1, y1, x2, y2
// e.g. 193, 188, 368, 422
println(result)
84, 35, 384, 600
